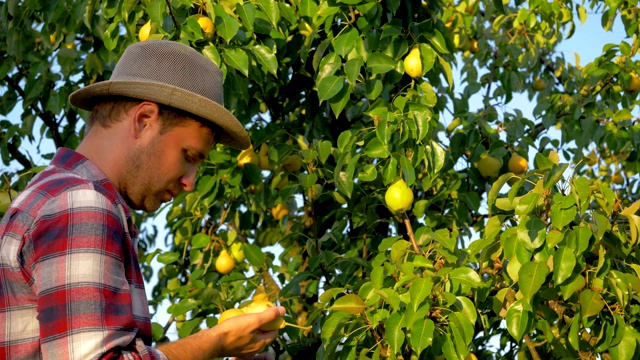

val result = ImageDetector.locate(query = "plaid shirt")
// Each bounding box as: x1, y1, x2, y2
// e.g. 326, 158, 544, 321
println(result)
0, 148, 167, 360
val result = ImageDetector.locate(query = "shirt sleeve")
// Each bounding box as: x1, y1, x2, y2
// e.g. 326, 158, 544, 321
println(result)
29, 188, 167, 360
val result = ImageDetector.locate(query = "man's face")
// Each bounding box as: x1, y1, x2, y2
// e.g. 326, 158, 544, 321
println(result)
121, 119, 214, 212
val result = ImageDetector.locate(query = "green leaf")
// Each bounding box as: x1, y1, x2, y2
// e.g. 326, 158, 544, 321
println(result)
366, 53, 397, 74
256, 0, 280, 27
214, 5, 241, 43
317, 140, 332, 163
191, 233, 210, 249
157, 251, 180, 264
551, 204, 577, 230
438, 57, 454, 88
553, 246, 576, 285
506, 300, 529, 342
317, 75, 344, 102
329, 294, 367, 314
333, 27, 359, 58
244, 243, 266, 267
580, 289, 605, 318
543, 163, 569, 189
321, 311, 351, 344
345, 57, 363, 85
237, 3, 256, 32
610, 325, 638, 360
410, 319, 434, 356
222, 48, 249, 77
252, 45, 278, 77
449, 267, 483, 288
385, 312, 405, 355
424, 29, 448, 54
399, 155, 416, 186
364, 137, 390, 158
518, 261, 549, 303
357, 164, 377, 181
409, 277, 433, 311
560, 274, 586, 299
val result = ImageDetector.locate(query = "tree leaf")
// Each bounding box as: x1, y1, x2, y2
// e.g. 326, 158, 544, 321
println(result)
424, 29, 448, 54
553, 246, 576, 285
506, 300, 529, 342
244, 243, 266, 267
449, 267, 483, 288
252, 44, 278, 77
222, 48, 249, 77
580, 289, 605, 318
366, 52, 397, 74
518, 261, 549, 303
214, 5, 241, 43
317, 75, 344, 102
410, 319, 434, 356
329, 294, 367, 314
385, 312, 405, 356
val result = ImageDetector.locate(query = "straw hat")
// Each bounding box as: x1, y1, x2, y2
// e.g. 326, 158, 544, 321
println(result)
69, 40, 250, 150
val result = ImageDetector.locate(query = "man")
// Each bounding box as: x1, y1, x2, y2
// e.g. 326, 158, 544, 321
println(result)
0, 40, 284, 359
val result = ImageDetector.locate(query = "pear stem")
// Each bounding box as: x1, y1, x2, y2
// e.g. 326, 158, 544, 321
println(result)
284, 322, 312, 330
403, 212, 423, 256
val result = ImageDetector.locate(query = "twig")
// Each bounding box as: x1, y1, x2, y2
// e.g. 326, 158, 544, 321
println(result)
403, 212, 423, 256
523, 334, 541, 360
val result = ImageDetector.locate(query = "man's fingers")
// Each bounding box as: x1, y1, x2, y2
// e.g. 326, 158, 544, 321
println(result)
234, 354, 274, 360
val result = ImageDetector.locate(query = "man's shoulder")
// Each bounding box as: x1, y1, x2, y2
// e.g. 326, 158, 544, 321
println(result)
11, 165, 119, 216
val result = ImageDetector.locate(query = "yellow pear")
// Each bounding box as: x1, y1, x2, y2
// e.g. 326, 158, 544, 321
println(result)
627, 73, 640, 92
248, 181, 264, 194
612, 171, 624, 185
282, 154, 303, 172
532, 78, 546, 91
252, 293, 270, 302
243, 301, 285, 331
548, 150, 560, 165
508, 153, 528, 175
469, 39, 479, 53
585, 149, 598, 166
403, 47, 422, 79
139, 20, 152, 42
218, 308, 245, 324
477, 154, 502, 178
215, 249, 235, 274
271, 203, 289, 220
195, 14, 215, 39
258, 143, 270, 170
384, 179, 414, 212
237, 146, 259, 168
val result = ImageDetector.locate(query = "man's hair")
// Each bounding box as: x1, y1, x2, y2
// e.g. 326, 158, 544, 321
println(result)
86, 96, 221, 142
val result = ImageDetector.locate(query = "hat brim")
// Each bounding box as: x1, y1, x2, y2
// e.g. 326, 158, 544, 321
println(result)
69, 80, 251, 150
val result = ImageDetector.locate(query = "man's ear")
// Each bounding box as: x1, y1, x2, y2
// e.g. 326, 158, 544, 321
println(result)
131, 101, 161, 140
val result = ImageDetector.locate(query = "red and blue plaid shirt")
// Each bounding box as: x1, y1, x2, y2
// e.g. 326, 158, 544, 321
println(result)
0, 148, 167, 360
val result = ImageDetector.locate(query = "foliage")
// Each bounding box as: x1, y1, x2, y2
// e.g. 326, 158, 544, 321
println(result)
2, 0, 640, 358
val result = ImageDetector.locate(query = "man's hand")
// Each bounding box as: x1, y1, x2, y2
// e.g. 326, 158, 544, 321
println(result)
157, 306, 286, 360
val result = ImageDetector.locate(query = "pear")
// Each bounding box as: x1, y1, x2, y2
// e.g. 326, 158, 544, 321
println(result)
237, 145, 258, 168
403, 47, 422, 79
282, 154, 302, 172
271, 203, 289, 220
243, 301, 285, 331
508, 153, 528, 175
477, 154, 502, 178
215, 249, 235, 274
385, 179, 414, 212
258, 143, 270, 170
218, 308, 245, 324
139, 20, 152, 42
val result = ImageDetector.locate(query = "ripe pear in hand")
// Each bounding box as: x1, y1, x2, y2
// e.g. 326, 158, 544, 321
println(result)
215, 249, 235, 274
385, 179, 414, 212
404, 47, 422, 79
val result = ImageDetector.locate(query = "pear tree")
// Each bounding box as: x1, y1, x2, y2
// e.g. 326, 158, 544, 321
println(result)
2, 0, 640, 358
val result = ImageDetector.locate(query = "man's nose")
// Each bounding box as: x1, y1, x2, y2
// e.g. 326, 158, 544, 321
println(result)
180, 166, 198, 192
